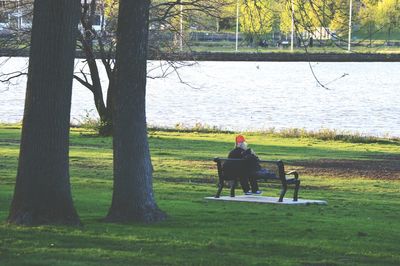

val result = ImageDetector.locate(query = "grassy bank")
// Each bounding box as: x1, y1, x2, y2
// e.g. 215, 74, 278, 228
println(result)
187, 43, 400, 54
0, 126, 399, 265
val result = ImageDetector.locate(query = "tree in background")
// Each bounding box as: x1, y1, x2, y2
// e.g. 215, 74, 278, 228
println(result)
72, 0, 226, 136
8, 0, 81, 226
215, 0, 237, 31
150, 0, 227, 48
358, 0, 378, 46
0, 0, 33, 50
280, 0, 335, 40
280, 0, 301, 36
105, 0, 166, 223
74, 0, 115, 136
329, 0, 350, 37
280, 0, 310, 42
375, 0, 400, 41
308, 0, 334, 41
240, 0, 274, 45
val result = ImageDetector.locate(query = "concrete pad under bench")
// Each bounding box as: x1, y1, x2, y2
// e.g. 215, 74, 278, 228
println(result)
204, 195, 327, 205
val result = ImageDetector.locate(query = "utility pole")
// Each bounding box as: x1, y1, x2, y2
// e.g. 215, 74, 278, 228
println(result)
180, 3, 183, 51
16, 0, 22, 42
100, 0, 105, 32
348, 0, 353, 52
290, 0, 295, 51
235, 0, 239, 52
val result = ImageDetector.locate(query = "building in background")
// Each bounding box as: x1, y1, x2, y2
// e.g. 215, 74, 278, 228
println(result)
0, 0, 32, 35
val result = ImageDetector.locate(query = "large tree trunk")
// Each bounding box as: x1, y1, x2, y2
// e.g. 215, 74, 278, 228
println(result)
105, 0, 166, 223
8, 0, 81, 226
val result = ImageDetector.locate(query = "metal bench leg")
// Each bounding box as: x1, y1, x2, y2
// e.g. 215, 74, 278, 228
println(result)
215, 180, 224, 198
279, 183, 287, 202
230, 180, 237, 197
293, 179, 300, 201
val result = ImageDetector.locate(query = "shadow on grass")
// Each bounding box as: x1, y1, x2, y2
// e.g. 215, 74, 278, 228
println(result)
3, 133, 400, 185
149, 136, 400, 180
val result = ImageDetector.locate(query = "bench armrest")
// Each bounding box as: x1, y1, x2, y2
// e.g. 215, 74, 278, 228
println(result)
286, 170, 299, 179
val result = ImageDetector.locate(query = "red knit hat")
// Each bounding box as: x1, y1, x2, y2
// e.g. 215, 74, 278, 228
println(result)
235, 135, 245, 144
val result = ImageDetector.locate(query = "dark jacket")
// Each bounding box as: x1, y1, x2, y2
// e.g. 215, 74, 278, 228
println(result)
241, 148, 261, 173
222, 148, 261, 179
228, 147, 245, 159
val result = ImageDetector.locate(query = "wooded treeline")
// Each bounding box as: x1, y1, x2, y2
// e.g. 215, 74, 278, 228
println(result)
1, 0, 399, 45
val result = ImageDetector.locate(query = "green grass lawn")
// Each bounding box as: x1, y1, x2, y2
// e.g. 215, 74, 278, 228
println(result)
184, 35, 400, 54
0, 126, 399, 265
186, 43, 400, 54
185, 29, 400, 54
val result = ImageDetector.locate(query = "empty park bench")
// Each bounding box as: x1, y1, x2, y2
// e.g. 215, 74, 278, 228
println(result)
213, 158, 300, 202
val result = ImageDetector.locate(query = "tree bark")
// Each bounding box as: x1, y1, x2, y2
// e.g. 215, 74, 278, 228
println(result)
8, 0, 81, 226
105, 0, 166, 223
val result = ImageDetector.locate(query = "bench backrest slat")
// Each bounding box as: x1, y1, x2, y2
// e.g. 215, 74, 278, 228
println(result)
213, 157, 286, 183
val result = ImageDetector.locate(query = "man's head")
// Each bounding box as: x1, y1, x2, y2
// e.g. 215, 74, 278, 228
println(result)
235, 135, 247, 149
235, 135, 245, 144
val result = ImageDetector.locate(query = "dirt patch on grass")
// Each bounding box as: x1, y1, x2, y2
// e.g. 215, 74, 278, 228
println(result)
289, 155, 400, 179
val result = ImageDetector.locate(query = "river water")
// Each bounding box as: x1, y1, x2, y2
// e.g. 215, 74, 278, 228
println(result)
1, 57, 400, 137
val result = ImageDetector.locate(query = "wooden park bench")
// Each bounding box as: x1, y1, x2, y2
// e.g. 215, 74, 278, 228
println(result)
213, 158, 300, 202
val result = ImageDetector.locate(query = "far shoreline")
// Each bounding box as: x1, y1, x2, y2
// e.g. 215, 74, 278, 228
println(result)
2, 49, 400, 62
1, 123, 399, 141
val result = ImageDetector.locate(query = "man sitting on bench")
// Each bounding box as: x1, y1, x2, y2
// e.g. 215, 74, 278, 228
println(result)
225, 135, 273, 195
